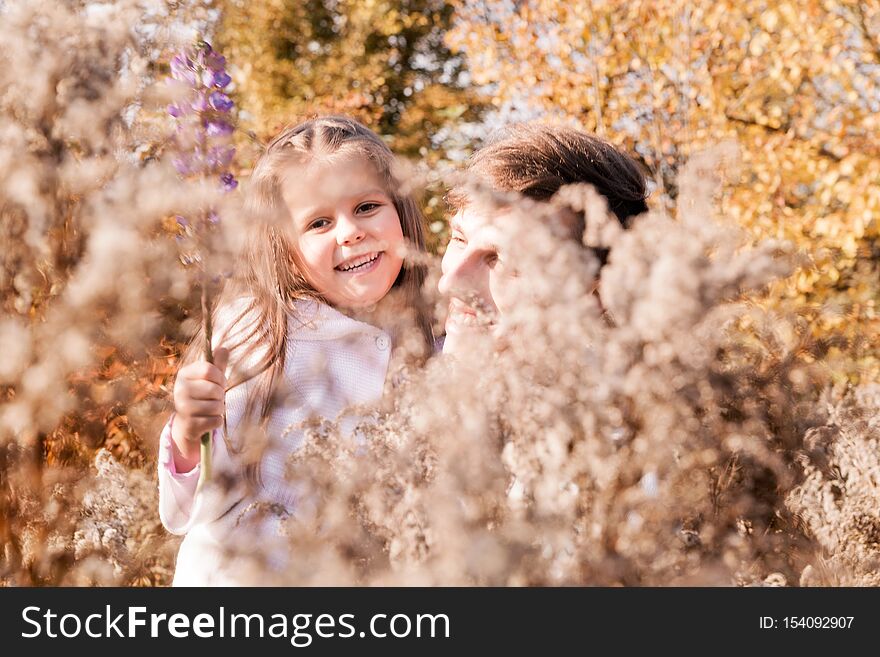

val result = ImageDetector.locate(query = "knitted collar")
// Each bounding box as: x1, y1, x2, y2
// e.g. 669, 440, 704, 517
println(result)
287, 299, 384, 342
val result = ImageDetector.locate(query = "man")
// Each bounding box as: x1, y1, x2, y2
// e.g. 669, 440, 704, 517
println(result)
438, 124, 649, 354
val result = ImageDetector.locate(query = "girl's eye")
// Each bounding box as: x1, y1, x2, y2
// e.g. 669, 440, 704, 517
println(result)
309, 218, 331, 230
356, 202, 380, 213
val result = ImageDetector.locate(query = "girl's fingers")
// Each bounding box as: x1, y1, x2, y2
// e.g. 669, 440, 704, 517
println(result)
177, 399, 225, 417
173, 348, 229, 436
181, 361, 226, 387
183, 417, 223, 439
179, 379, 225, 401
212, 347, 230, 373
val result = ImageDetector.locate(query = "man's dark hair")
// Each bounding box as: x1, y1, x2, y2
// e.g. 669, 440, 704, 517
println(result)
448, 124, 649, 264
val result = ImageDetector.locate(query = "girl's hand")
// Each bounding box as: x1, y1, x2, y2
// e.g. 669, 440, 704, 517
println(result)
169, 347, 229, 472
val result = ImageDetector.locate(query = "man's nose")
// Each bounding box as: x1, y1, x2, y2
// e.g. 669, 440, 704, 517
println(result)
439, 251, 486, 297
336, 213, 365, 245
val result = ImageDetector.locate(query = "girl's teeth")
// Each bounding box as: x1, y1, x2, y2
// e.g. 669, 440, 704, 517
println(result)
339, 253, 378, 272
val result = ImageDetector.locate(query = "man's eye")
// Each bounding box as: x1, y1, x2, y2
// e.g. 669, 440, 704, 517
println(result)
450, 233, 466, 244
309, 218, 331, 230
486, 253, 500, 269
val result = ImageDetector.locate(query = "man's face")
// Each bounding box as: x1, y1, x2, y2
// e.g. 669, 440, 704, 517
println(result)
438, 206, 520, 352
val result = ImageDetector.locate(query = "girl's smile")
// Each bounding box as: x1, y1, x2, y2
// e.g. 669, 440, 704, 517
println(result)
335, 250, 382, 273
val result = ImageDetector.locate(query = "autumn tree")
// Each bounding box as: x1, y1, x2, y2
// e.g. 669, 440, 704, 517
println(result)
447, 0, 880, 382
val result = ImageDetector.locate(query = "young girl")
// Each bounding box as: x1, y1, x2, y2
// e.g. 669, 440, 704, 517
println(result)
157, 116, 433, 586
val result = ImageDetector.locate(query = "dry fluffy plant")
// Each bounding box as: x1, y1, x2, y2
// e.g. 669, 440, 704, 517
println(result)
2, 2, 878, 588
788, 385, 880, 586
0, 0, 237, 585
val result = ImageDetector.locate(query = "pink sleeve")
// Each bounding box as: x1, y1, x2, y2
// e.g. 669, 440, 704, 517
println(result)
157, 415, 243, 535
157, 415, 201, 533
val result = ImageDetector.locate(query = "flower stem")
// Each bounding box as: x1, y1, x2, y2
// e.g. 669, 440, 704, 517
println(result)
196, 280, 214, 494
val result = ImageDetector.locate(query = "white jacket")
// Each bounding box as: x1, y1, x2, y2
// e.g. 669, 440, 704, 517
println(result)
157, 299, 392, 585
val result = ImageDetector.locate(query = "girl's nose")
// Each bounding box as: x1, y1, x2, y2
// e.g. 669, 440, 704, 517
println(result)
336, 213, 365, 245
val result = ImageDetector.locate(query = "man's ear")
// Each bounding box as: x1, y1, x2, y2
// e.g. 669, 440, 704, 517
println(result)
554, 206, 584, 242
553, 183, 622, 250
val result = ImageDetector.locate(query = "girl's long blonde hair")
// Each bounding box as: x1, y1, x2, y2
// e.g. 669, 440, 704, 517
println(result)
183, 116, 433, 428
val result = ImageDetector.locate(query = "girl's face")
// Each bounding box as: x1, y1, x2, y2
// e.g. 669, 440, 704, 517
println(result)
281, 153, 405, 309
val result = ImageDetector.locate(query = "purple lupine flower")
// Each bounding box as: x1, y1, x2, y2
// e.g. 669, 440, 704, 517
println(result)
201, 69, 216, 88
220, 173, 238, 192
166, 39, 237, 492
208, 91, 234, 112
167, 40, 238, 242
170, 54, 197, 86
212, 71, 232, 88
172, 155, 193, 176
190, 92, 209, 113
206, 145, 235, 169
205, 119, 234, 137
193, 45, 207, 69
204, 51, 227, 73
169, 53, 191, 73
